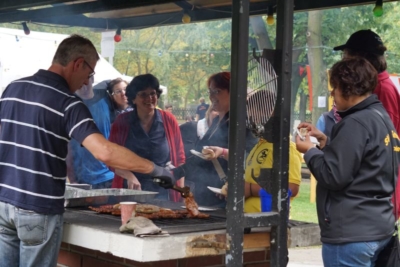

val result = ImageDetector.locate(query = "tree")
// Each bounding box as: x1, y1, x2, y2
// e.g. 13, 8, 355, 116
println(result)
307, 10, 327, 124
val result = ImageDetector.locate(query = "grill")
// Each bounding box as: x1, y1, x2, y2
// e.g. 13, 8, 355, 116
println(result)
151, 214, 226, 233
64, 200, 226, 235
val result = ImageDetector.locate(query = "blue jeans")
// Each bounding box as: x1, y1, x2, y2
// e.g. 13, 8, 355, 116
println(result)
322, 237, 392, 267
0, 201, 63, 267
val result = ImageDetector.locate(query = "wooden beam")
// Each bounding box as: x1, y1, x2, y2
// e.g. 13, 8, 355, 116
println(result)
32, 15, 118, 29
0, 0, 76, 11
28, 2, 268, 29
3, 0, 397, 28
244, 232, 270, 249
174, 1, 198, 10
0, 0, 179, 23
293, 0, 398, 11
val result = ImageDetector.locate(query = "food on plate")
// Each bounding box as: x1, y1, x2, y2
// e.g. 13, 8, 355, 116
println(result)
113, 203, 121, 209
299, 128, 308, 137
296, 128, 320, 145
201, 147, 215, 159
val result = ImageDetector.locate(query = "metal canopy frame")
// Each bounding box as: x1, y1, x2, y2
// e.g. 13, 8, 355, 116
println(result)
227, 0, 293, 265
1, 0, 397, 266
0, 0, 397, 29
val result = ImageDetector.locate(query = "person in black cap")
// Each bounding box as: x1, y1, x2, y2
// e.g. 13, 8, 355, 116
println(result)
333, 29, 400, 135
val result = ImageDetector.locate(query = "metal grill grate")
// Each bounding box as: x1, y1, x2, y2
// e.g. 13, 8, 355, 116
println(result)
246, 55, 278, 137
152, 215, 226, 232
65, 208, 226, 235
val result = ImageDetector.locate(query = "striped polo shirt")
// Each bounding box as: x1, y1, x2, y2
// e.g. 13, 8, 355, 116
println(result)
0, 70, 101, 214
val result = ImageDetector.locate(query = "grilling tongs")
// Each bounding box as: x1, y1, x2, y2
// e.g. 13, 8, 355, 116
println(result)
171, 185, 191, 198
153, 178, 191, 198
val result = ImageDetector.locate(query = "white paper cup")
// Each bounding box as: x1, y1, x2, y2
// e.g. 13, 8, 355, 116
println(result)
120, 201, 137, 225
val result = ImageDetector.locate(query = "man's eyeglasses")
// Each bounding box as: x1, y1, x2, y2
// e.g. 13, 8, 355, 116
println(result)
112, 89, 126, 96
83, 60, 95, 78
208, 88, 222, 96
137, 91, 157, 99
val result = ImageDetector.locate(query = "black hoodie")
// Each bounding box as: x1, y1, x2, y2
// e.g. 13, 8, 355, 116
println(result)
304, 94, 400, 244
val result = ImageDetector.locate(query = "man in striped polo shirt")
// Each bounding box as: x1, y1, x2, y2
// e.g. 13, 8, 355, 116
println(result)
0, 35, 174, 267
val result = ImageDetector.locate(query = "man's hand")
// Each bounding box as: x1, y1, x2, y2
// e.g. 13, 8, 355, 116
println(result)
150, 164, 175, 189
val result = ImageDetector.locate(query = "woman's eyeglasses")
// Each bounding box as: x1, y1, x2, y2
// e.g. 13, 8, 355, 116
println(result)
112, 89, 126, 96
137, 91, 157, 99
208, 88, 222, 96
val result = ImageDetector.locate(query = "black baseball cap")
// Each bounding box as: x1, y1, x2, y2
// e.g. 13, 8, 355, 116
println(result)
333, 29, 384, 55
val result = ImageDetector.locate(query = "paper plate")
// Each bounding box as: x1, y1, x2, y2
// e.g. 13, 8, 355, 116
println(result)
207, 186, 222, 195
190, 149, 207, 160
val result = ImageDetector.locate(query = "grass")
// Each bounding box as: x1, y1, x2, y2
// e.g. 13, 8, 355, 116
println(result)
290, 180, 319, 224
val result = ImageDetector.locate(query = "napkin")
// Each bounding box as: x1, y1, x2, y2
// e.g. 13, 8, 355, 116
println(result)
119, 215, 169, 237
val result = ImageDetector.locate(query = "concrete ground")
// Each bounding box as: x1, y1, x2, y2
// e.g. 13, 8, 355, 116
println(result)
288, 246, 323, 267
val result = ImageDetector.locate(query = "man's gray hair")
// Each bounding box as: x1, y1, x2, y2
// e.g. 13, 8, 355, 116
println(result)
52, 34, 99, 66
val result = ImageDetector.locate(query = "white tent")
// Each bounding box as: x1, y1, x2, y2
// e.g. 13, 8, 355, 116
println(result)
0, 28, 123, 93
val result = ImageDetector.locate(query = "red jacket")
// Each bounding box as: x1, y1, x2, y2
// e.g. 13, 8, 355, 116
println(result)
375, 71, 400, 134
109, 110, 185, 202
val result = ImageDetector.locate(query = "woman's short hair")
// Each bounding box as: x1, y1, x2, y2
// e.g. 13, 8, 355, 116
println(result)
329, 57, 378, 99
345, 46, 387, 73
125, 74, 163, 102
107, 78, 128, 95
52, 34, 99, 66
207, 72, 231, 92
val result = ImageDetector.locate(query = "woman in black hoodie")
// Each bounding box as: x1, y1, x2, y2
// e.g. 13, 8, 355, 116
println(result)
295, 57, 400, 267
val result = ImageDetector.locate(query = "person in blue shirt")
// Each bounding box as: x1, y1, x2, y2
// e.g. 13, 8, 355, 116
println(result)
316, 103, 341, 138
67, 76, 115, 188
106, 77, 133, 116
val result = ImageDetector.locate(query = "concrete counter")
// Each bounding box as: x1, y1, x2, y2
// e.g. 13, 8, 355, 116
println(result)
59, 209, 272, 266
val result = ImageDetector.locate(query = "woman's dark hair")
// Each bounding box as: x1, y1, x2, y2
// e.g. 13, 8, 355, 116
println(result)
345, 45, 387, 73
329, 57, 377, 100
125, 74, 163, 102
207, 72, 231, 92
107, 78, 128, 95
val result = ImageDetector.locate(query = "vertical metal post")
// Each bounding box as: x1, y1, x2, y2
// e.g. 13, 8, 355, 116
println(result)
270, 0, 294, 266
226, 0, 249, 266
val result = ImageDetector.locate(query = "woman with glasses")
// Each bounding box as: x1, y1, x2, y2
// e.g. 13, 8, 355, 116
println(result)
107, 78, 133, 116
109, 74, 185, 201
172, 72, 257, 208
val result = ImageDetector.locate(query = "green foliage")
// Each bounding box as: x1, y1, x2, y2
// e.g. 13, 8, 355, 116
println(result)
3, 2, 400, 110
111, 21, 232, 108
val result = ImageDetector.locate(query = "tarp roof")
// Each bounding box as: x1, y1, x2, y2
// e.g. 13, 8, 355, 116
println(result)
0, 27, 123, 92
0, 0, 397, 30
